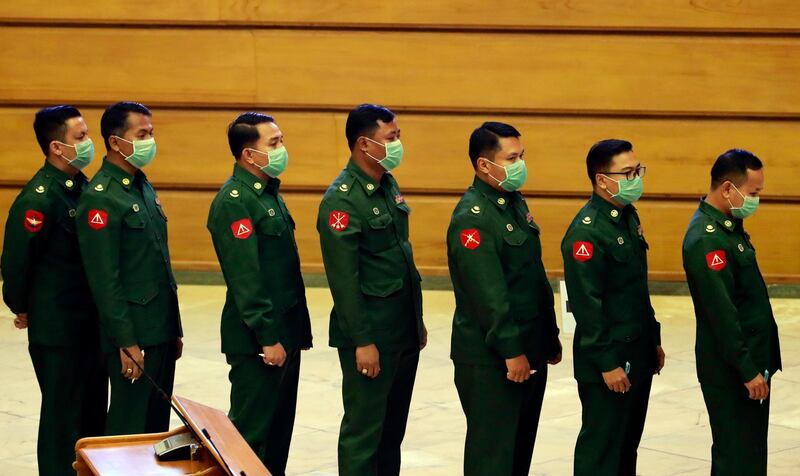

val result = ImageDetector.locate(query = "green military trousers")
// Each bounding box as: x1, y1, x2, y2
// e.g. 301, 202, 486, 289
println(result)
29, 344, 107, 476
701, 382, 771, 476
105, 342, 176, 436
226, 349, 301, 476
455, 363, 548, 476
337, 347, 420, 476
574, 376, 653, 476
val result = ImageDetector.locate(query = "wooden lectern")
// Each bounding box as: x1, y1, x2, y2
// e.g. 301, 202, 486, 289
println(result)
73, 395, 271, 475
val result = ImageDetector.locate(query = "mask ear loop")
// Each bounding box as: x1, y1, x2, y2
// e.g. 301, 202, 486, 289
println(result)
55, 141, 77, 165
599, 174, 621, 199
727, 182, 746, 210
482, 158, 507, 187
362, 137, 387, 164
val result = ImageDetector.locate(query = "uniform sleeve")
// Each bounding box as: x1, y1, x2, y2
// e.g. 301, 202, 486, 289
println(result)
1, 193, 51, 314
76, 194, 136, 348
208, 197, 279, 346
561, 229, 618, 373
543, 279, 562, 357
449, 217, 523, 359
684, 237, 759, 382
317, 201, 373, 346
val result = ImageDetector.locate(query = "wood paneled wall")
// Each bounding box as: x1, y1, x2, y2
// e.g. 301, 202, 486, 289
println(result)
1, 2, 798, 281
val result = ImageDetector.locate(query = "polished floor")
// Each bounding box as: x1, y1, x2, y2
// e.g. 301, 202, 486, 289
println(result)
1, 285, 798, 475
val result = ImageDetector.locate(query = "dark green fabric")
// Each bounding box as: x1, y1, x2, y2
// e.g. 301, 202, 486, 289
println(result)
454, 363, 547, 476
337, 348, 419, 476
574, 378, 652, 476
105, 342, 176, 435
317, 160, 423, 351
226, 350, 301, 475
561, 194, 661, 383
447, 177, 560, 366
682, 199, 781, 386
207, 164, 312, 354
1, 162, 98, 346
700, 382, 771, 475
76, 159, 181, 352
29, 343, 107, 476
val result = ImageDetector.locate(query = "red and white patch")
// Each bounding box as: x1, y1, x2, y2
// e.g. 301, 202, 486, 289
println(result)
460, 229, 481, 250
329, 210, 349, 231
230, 218, 253, 239
706, 250, 727, 271
87, 209, 108, 230
394, 194, 405, 205
23, 210, 44, 233
573, 241, 594, 262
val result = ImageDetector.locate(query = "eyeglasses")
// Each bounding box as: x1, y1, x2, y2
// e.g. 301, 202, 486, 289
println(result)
604, 165, 647, 181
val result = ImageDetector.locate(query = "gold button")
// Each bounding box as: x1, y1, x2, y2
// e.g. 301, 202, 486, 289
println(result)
254, 182, 262, 190
35, 185, 45, 193
506, 224, 513, 231
470, 205, 481, 214
69, 209, 76, 217
132, 204, 140, 212
582, 216, 592, 224
373, 207, 380, 215
724, 220, 733, 228
65, 179, 74, 188
617, 237, 625, 244
94, 184, 104, 191
497, 197, 506, 205
706, 225, 715, 233
366, 184, 375, 191
339, 184, 349, 192
122, 178, 131, 186
611, 210, 619, 218
268, 209, 276, 216
738, 244, 745, 252
229, 189, 239, 198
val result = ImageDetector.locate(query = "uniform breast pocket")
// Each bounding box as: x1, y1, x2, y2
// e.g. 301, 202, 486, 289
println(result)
503, 228, 535, 261
733, 247, 759, 290
123, 212, 147, 231
257, 215, 288, 237
363, 213, 396, 252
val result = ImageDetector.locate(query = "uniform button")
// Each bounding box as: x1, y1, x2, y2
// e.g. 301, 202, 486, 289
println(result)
69, 209, 76, 217
35, 185, 45, 193
724, 220, 733, 228
132, 204, 140, 212
625, 336, 632, 342
497, 197, 506, 205
582, 216, 592, 224
339, 183, 349, 192
617, 237, 625, 245
506, 224, 513, 231
65, 179, 74, 188
470, 205, 481, 214
738, 243, 745, 252
122, 178, 131, 186
366, 184, 375, 191
373, 207, 380, 215
254, 182, 263, 190
611, 210, 619, 218
94, 184, 104, 191
229, 189, 240, 198
268, 209, 276, 217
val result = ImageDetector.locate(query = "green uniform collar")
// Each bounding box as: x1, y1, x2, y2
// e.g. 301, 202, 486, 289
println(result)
346, 159, 382, 196
233, 163, 278, 196
589, 192, 629, 224
100, 158, 138, 190
473, 176, 512, 210
42, 160, 86, 192
699, 198, 738, 232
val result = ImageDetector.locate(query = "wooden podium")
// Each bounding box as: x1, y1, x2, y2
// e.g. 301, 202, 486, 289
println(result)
73, 395, 271, 475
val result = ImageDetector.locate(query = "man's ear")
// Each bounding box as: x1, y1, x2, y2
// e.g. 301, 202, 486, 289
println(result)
720, 180, 733, 199
596, 173, 608, 190
108, 135, 120, 153
49, 140, 64, 157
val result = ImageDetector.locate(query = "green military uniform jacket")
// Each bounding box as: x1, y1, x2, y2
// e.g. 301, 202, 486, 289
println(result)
316, 159, 424, 351
1, 161, 97, 346
447, 177, 560, 368
76, 159, 181, 352
207, 164, 312, 355
682, 199, 781, 386
561, 193, 661, 383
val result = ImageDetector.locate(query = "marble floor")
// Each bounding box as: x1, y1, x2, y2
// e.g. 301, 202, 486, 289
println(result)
1, 285, 798, 475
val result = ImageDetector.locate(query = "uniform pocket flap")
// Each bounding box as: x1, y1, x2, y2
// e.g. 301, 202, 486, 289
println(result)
367, 213, 393, 230
733, 247, 756, 266
611, 245, 632, 262
503, 230, 528, 246
360, 278, 404, 297
123, 212, 146, 229
610, 324, 643, 343
257, 215, 288, 236
125, 280, 160, 305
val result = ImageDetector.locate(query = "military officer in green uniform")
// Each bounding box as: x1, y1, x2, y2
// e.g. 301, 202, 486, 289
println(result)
1, 105, 106, 475
76, 102, 182, 435
682, 149, 781, 476
561, 139, 665, 476
316, 104, 427, 476
207, 112, 312, 474
447, 122, 562, 476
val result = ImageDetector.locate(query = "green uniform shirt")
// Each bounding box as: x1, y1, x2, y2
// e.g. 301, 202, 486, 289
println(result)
316, 159, 424, 351
76, 159, 181, 352
682, 199, 781, 386
447, 177, 560, 367
207, 164, 312, 355
1, 161, 97, 346
561, 193, 661, 383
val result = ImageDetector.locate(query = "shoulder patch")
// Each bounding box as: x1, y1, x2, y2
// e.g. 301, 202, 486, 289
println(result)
705, 250, 727, 271
229, 189, 240, 198
329, 210, 349, 231
470, 205, 481, 215
581, 216, 592, 225
24, 210, 45, 233
87, 209, 108, 230
573, 241, 594, 262
705, 224, 715, 233
34, 185, 46, 194
230, 218, 253, 239
460, 228, 481, 249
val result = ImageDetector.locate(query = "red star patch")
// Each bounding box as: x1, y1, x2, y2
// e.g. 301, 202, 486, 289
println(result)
460, 229, 481, 250
706, 250, 727, 271
230, 218, 253, 239
23, 210, 44, 233
573, 241, 593, 262
87, 209, 108, 230
329, 210, 349, 231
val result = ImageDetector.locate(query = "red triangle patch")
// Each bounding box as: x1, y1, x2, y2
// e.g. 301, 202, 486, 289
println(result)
460, 229, 481, 250
87, 209, 108, 230
706, 250, 727, 271
230, 218, 253, 239
573, 241, 594, 262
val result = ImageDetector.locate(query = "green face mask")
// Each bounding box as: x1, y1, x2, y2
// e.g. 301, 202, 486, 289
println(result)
364, 137, 404, 171
116, 136, 157, 169
59, 138, 94, 170
604, 175, 643, 205
729, 183, 759, 219
248, 146, 289, 177
485, 158, 528, 192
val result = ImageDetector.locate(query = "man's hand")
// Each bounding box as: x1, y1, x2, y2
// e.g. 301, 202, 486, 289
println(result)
744, 373, 769, 401
419, 325, 428, 351
548, 339, 563, 365
175, 337, 184, 360
356, 344, 380, 378
262, 342, 287, 367
120, 345, 144, 380
505, 354, 532, 383
655, 345, 665, 374
13, 313, 28, 329
602, 367, 631, 393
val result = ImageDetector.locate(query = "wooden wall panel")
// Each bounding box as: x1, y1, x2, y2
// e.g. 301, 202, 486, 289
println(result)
2, 1, 799, 32
3, 27, 800, 116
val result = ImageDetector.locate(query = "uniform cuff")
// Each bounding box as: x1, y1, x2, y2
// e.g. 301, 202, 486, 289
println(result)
652, 321, 662, 346
255, 323, 279, 347
493, 336, 525, 360
594, 351, 619, 374
738, 357, 761, 384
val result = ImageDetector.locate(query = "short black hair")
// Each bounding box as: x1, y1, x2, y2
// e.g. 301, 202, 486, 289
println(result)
100, 101, 152, 149
227, 112, 275, 159
33, 105, 82, 155
345, 104, 395, 150
468, 121, 521, 168
586, 139, 633, 185
710, 148, 763, 189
